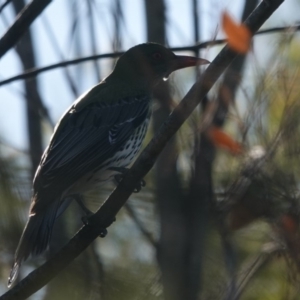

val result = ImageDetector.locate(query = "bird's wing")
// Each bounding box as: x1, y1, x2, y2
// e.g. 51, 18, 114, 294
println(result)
34, 86, 150, 197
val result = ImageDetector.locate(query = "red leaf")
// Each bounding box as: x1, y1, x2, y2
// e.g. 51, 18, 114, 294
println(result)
207, 126, 243, 155
222, 12, 251, 54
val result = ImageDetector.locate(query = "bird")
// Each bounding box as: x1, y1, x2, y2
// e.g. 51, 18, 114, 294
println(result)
8, 43, 209, 286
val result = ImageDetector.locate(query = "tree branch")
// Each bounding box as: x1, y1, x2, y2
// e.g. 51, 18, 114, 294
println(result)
0, 0, 52, 59
0, 0, 12, 15
0, 0, 284, 299
228, 243, 281, 300
124, 203, 157, 247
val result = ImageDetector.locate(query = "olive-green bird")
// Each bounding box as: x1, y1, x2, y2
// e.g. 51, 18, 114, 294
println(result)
8, 43, 209, 286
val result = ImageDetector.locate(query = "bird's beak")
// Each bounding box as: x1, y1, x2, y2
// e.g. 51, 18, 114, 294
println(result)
171, 55, 210, 72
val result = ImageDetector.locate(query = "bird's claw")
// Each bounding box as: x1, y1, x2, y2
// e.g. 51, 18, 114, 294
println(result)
82, 215, 116, 238
133, 179, 146, 193
110, 167, 146, 193
99, 228, 107, 238
81, 215, 90, 225
75, 192, 116, 238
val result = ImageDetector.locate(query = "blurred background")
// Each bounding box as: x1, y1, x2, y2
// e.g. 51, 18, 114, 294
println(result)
1, 0, 300, 299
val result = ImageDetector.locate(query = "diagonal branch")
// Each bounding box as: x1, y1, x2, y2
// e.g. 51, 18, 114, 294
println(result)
0, 0, 52, 59
229, 243, 281, 300
0, 1, 284, 299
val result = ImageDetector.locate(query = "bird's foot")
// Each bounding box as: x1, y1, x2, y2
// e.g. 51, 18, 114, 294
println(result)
73, 194, 115, 238
109, 166, 146, 193
81, 214, 116, 238
73, 194, 93, 217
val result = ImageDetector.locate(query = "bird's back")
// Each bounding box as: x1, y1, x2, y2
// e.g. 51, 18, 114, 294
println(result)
33, 79, 152, 208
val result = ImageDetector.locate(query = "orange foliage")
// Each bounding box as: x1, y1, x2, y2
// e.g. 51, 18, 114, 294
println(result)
207, 126, 243, 155
222, 12, 251, 53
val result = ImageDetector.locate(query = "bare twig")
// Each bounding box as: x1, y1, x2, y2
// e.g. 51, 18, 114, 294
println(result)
0, 52, 120, 87
0, 24, 299, 88
0, 1, 285, 299
0, 0, 11, 14
125, 203, 157, 247
228, 243, 282, 300
0, 0, 52, 59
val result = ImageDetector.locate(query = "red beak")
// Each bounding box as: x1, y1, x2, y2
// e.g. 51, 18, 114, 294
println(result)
171, 55, 210, 71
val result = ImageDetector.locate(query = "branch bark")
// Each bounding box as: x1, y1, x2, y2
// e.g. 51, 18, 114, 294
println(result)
183, 125, 214, 300
0, 0, 52, 59
0, 1, 284, 299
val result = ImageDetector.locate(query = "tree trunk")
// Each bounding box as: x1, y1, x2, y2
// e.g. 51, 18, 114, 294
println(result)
12, 0, 44, 178
144, 1, 186, 299
183, 1, 259, 299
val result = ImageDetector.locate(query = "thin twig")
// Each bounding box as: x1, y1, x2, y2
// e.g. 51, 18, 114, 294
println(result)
0, 24, 299, 88
0, 0, 52, 59
124, 203, 157, 247
229, 243, 282, 300
0, 52, 120, 87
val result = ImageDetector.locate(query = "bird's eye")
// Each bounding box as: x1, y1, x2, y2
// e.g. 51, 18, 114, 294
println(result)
152, 52, 162, 60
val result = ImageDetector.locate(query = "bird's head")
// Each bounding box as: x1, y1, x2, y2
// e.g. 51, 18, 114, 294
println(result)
111, 43, 209, 89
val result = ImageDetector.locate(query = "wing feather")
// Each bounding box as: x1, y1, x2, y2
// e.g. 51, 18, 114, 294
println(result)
34, 92, 150, 195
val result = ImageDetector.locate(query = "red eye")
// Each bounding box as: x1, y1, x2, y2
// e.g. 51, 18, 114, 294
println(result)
152, 52, 162, 59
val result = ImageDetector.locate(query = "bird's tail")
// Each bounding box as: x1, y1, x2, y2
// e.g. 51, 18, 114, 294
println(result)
8, 200, 60, 287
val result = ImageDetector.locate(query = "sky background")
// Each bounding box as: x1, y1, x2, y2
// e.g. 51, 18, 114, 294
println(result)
0, 0, 299, 153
